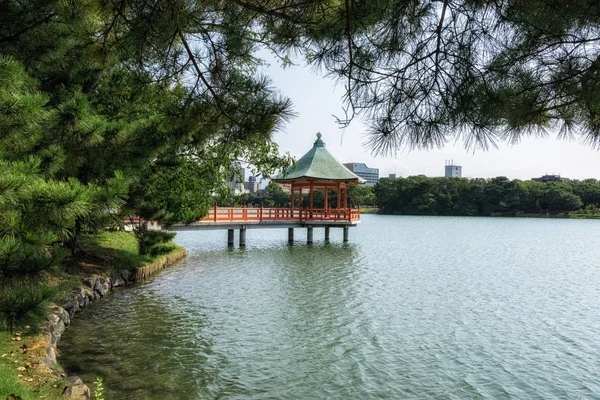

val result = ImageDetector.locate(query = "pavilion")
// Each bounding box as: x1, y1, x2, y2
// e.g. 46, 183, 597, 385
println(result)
271, 132, 364, 242
272, 132, 364, 215
172, 133, 363, 246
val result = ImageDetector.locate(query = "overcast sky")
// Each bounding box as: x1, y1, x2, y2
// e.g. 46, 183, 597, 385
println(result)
260, 55, 600, 181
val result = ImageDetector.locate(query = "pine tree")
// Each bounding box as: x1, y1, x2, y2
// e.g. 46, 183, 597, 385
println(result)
0, 53, 137, 329
0, 57, 86, 329
1, 1, 294, 271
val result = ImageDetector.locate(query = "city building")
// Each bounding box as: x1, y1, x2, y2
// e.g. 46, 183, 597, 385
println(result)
226, 162, 247, 195
444, 160, 462, 177
532, 174, 570, 183
343, 163, 379, 186
388, 174, 397, 179
243, 176, 261, 194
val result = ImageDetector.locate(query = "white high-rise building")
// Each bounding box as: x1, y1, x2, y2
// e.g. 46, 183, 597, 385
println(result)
343, 162, 379, 186
444, 160, 462, 177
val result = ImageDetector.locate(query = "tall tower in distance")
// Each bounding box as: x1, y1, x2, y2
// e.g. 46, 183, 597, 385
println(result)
444, 160, 462, 177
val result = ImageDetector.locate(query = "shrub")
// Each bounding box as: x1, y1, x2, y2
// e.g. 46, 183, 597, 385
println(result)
136, 231, 176, 256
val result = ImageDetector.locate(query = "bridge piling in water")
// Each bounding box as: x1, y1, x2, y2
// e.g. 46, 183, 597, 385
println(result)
288, 228, 294, 244
227, 229, 234, 246
325, 227, 330, 242
307, 227, 313, 244
239, 226, 246, 247
343, 226, 349, 242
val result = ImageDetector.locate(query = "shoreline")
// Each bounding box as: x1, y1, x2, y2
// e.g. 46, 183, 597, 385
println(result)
373, 212, 600, 219
1, 242, 187, 400
52, 246, 187, 398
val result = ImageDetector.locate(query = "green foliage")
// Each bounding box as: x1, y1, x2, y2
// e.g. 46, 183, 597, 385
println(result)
347, 185, 376, 207
0, 0, 295, 328
267, 182, 292, 207
0, 157, 88, 331
0, 57, 102, 330
569, 204, 600, 219
0, 282, 55, 332
1, 0, 294, 225
136, 231, 177, 256
375, 176, 593, 216
94, 377, 105, 400
539, 184, 583, 214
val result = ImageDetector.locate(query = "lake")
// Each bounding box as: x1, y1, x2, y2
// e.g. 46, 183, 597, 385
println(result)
59, 215, 600, 399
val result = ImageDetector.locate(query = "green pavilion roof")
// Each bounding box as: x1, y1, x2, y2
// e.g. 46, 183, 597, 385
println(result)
272, 133, 365, 183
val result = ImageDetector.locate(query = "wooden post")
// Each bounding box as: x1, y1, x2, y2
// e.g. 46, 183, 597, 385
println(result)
325, 226, 330, 241
260, 205, 263, 221
299, 187, 303, 209
227, 229, 234, 246
213, 204, 217, 222
242, 206, 247, 220
324, 185, 328, 212
239, 226, 246, 247
343, 183, 348, 210
290, 183, 294, 209
343, 226, 349, 242
288, 228, 294, 243
307, 227, 313, 244
309, 181, 314, 211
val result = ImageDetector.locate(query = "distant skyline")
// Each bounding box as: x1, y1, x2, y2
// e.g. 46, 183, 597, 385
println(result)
260, 54, 600, 181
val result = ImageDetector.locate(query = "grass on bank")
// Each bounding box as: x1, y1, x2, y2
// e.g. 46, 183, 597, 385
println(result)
73, 231, 181, 274
359, 207, 379, 214
58, 231, 182, 301
565, 210, 600, 219
0, 330, 68, 400
1, 231, 184, 399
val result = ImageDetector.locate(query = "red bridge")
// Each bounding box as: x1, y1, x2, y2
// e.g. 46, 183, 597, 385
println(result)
199, 206, 360, 223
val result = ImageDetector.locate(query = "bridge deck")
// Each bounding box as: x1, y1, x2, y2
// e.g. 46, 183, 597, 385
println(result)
172, 206, 360, 230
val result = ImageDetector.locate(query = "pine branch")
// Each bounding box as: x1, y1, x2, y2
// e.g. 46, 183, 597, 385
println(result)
0, 12, 56, 44
177, 29, 239, 123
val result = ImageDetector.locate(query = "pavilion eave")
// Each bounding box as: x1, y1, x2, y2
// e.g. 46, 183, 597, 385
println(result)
272, 177, 363, 186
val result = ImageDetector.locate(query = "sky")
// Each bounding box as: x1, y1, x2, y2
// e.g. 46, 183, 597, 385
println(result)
259, 55, 600, 181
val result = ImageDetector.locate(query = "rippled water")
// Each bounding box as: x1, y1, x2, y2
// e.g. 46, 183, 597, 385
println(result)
59, 215, 600, 399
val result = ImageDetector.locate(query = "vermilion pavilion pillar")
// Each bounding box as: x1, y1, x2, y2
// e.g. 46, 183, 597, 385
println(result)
343, 183, 348, 210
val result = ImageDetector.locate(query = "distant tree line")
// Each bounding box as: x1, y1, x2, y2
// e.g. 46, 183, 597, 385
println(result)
374, 176, 600, 216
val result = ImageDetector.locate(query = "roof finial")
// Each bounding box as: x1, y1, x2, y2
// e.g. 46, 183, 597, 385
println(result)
314, 132, 325, 147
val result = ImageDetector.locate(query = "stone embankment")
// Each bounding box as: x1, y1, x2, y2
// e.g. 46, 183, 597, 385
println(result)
44, 248, 187, 398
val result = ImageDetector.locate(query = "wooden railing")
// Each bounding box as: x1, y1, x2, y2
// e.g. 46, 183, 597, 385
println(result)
199, 206, 361, 223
